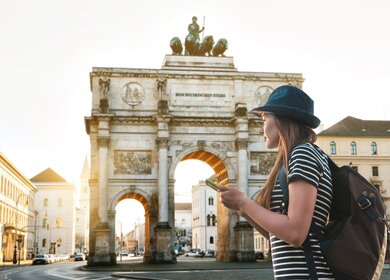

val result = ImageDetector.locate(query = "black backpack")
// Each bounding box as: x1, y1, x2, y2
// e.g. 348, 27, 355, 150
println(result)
279, 157, 388, 280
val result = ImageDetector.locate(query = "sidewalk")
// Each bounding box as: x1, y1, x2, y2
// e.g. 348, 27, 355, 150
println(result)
82, 257, 272, 272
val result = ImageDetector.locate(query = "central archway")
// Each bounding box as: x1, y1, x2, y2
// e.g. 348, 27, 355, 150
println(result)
173, 149, 236, 262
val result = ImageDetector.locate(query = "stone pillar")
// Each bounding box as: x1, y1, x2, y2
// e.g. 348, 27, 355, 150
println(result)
157, 138, 169, 223
234, 113, 255, 262
89, 115, 112, 265
154, 116, 175, 263
98, 135, 110, 223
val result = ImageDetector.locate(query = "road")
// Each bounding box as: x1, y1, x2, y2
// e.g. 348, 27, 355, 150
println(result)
1, 257, 390, 280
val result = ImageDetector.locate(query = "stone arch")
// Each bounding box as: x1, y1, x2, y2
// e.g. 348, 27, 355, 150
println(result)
109, 189, 155, 264
170, 147, 235, 185
170, 148, 237, 261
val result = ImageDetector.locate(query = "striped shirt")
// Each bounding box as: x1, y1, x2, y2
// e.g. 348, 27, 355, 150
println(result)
269, 143, 334, 279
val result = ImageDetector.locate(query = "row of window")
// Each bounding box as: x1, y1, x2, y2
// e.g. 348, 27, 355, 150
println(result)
0, 203, 28, 228
42, 216, 63, 228
0, 176, 29, 204
43, 198, 63, 207
329, 141, 378, 155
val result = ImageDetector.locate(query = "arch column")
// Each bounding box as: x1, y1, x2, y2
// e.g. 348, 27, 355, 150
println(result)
234, 116, 256, 262
88, 115, 113, 265
154, 116, 175, 263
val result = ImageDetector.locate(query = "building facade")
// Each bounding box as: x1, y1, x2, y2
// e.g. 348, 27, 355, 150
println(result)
192, 180, 217, 252
75, 157, 90, 254
316, 116, 390, 217
0, 153, 37, 262
174, 202, 192, 249
31, 168, 76, 256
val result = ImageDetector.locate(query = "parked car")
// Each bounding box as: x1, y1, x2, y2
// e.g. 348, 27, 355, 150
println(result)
194, 251, 205, 258
74, 252, 86, 261
255, 251, 264, 259
32, 254, 50, 265
184, 250, 198, 257
205, 250, 215, 258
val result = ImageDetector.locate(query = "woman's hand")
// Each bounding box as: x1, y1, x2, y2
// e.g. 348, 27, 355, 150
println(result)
218, 185, 250, 214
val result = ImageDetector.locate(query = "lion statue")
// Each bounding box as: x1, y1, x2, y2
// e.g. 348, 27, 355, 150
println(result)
184, 33, 200, 55
198, 35, 214, 56
170, 37, 183, 55
212, 38, 228, 57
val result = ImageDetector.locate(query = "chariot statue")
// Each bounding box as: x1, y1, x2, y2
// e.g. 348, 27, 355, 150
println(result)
169, 16, 228, 57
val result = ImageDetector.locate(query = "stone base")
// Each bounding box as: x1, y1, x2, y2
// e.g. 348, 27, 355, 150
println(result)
88, 223, 115, 266
161, 55, 236, 72
154, 222, 176, 264
234, 221, 256, 262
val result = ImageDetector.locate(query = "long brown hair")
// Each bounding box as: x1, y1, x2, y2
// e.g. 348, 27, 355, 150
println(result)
256, 114, 317, 209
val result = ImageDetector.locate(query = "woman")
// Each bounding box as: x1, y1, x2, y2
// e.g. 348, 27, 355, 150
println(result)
219, 85, 334, 279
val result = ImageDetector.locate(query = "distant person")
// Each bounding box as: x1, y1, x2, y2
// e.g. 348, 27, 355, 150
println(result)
219, 85, 335, 279
188, 16, 204, 43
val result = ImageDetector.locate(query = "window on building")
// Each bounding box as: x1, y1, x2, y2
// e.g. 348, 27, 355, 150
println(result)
42, 238, 47, 248
350, 142, 357, 155
372, 166, 379, 177
329, 141, 337, 155
56, 217, 63, 228
206, 214, 211, 226
208, 196, 214, 205
371, 142, 377, 155
210, 236, 214, 244
212, 214, 216, 226
57, 238, 62, 247
44, 198, 48, 207
42, 216, 47, 228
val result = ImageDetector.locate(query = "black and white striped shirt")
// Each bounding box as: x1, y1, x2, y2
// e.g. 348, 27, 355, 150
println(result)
269, 143, 334, 279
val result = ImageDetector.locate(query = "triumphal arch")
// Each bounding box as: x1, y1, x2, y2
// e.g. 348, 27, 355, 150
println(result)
85, 54, 303, 265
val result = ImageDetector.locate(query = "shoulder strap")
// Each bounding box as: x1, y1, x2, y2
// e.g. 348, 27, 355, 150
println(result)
278, 167, 289, 214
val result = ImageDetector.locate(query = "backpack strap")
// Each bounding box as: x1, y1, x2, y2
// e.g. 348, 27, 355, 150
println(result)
278, 167, 289, 214
278, 166, 319, 280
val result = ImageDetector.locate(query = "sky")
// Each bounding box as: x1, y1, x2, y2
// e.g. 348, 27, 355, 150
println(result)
1, 0, 389, 232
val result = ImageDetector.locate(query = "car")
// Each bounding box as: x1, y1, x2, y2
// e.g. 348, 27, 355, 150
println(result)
121, 251, 129, 256
184, 251, 197, 257
255, 251, 264, 259
74, 252, 86, 261
32, 254, 50, 265
204, 250, 215, 258
194, 251, 205, 258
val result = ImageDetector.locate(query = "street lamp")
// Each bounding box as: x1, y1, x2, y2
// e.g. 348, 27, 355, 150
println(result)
117, 221, 123, 262
12, 193, 29, 265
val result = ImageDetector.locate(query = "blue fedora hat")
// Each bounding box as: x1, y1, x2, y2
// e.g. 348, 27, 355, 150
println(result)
252, 85, 321, 128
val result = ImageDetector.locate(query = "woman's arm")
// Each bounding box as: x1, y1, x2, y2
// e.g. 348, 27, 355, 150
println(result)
219, 180, 317, 247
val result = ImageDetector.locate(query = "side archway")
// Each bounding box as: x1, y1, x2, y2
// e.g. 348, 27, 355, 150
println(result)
109, 190, 156, 264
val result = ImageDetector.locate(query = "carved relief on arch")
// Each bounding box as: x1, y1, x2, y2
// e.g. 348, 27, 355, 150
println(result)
113, 150, 152, 175
255, 86, 273, 107
211, 141, 233, 156
122, 82, 145, 106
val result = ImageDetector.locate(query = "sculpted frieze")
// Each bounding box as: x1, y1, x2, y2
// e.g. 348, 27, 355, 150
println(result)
114, 150, 152, 175
211, 142, 233, 154
250, 152, 277, 175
